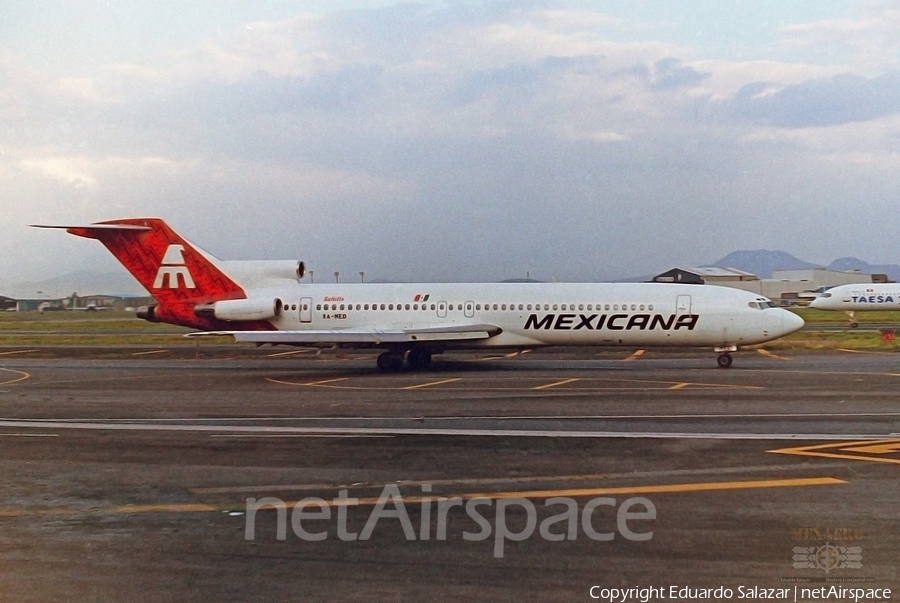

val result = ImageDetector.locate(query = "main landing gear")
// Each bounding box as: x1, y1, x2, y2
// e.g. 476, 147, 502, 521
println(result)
376, 349, 433, 372
846, 311, 858, 329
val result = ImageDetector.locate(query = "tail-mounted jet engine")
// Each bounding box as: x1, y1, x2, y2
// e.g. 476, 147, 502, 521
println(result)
194, 298, 283, 321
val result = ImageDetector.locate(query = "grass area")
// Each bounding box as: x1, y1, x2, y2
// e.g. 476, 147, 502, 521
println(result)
789, 307, 900, 324
0, 309, 897, 350
756, 330, 899, 351
0, 310, 140, 322
0, 333, 192, 346
0, 310, 191, 345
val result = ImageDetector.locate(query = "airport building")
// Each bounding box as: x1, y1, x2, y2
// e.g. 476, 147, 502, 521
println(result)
651, 267, 889, 304
4, 293, 156, 312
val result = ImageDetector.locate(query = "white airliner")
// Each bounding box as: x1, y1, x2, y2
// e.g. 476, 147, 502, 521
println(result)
809, 283, 900, 327
35, 218, 804, 369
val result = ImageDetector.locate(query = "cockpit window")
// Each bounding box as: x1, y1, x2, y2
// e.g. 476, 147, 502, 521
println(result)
749, 300, 778, 310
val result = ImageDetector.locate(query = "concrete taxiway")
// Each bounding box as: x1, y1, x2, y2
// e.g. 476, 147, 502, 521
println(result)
0, 349, 898, 601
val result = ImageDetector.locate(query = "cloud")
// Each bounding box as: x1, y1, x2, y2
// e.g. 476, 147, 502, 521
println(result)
4, 3, 900, 284
729, 71, 900, 127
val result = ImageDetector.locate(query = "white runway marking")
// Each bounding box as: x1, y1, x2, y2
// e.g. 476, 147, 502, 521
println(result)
0, 419, 890, 441
9, 411, 897, 423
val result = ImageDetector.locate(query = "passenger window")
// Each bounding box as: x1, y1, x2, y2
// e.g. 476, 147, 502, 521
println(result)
405, 304, 410, 310
613, 305, 618, 311
605, 304, 610, 311
648, 304, 653, 311
553, 304, 558, 311
518, 304, 524, 311
639, 304, 644, 311
544, 304, 550, 311
526, 304, 532, 311
587, 304, 592, 311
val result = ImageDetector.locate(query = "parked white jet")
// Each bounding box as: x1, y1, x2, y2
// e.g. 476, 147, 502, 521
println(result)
809, 283, 900, 327
35, 218, 804, 369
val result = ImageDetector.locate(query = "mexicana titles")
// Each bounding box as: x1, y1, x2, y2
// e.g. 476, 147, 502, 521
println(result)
523, 313, 699, 331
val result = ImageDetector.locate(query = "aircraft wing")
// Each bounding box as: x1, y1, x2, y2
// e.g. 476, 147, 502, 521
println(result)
185, 324, 502, 344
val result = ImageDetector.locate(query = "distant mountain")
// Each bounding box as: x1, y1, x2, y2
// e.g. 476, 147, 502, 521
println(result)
4, 270, 147, 299
828, 257, 900, 282
709, 250, 821, 278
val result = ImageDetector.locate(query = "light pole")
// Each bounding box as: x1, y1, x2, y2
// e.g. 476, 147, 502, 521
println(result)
359, 271, 365, 283
334, 271, 339, 283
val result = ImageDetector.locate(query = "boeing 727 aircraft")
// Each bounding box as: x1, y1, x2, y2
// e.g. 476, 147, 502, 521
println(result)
35, 218, 804, 369
809, 283, 900, 327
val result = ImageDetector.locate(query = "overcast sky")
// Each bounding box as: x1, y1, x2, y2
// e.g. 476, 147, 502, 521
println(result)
3, 1, 900, 287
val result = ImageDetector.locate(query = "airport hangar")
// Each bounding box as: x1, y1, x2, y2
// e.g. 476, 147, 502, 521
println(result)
651, 266, 891, 304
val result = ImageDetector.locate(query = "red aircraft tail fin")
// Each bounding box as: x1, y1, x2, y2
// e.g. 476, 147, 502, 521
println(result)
33, 218, 245, 305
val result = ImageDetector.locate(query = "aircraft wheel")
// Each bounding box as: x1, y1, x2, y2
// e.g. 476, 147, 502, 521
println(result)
716, 353, 733, 369
377, 352, 403, 372
850, 322, 859, 329
407, 349, 432, 371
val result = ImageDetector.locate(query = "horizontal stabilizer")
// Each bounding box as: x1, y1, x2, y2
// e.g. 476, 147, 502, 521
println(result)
185, 324, 502, 345
31, 224, 152, 231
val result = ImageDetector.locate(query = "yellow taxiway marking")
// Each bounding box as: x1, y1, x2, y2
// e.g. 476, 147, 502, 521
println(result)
623, 349, 645, 362
0, 368, 31, 386
770, 439, 900, 465
532, 378, 580, 390
306, 377, 349, 386
840, 442, 900, 455
189, 464, 834, 495
131, 349, 169, 357
0, 350, 38, 357
836, 348, 895, 355
266, 349, 313, 358
265, 377, 348, 387
264, 374, 763, 392
0, 477, 844, 518
403, 378, 461, 390
756, 349, 788, 360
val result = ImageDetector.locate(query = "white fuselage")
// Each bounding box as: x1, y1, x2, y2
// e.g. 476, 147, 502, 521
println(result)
809, 283, 900, 311
240, 281, 802, 349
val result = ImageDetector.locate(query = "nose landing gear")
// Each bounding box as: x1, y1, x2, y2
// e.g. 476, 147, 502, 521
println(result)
714, 346, 737, 368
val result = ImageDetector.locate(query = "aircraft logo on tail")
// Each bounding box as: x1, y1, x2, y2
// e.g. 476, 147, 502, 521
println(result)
153, 244, 196, 289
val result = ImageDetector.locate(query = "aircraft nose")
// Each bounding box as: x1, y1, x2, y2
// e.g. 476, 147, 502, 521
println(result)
809, 297, 822, 309
780, 309, 804, 335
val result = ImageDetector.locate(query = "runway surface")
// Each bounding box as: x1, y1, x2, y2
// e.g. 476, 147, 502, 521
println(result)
0, 349, 898, 601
